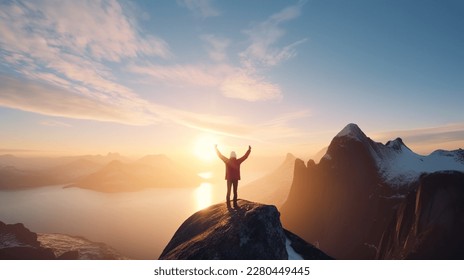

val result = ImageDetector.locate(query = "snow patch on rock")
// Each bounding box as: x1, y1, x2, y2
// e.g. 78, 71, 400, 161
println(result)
286, 238, 303, 260
0, 232, 29, 249
335, 123, 367, 140
376, 146, 464, 187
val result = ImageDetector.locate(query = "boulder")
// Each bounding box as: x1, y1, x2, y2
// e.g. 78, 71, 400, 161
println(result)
159, 200, 331, 260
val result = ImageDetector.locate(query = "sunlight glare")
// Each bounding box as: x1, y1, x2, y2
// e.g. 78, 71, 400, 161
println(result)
194, 134, 219, 162
195, 183, 213, 211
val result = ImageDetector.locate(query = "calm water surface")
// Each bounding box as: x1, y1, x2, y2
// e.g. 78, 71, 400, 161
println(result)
0, 184, 222, 259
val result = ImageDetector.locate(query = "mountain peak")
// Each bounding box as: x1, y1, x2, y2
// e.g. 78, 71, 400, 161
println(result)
285, 153, 296, 162
385, 137, 407, 152
335, 123, 367, 140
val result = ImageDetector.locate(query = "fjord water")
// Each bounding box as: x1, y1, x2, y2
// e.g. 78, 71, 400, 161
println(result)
0, 184, 221, 259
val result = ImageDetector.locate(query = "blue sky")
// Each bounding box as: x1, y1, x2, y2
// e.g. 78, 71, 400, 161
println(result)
0, 0, 463, 158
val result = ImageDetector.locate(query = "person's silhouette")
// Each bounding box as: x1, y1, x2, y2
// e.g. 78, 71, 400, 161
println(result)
215, 144, 251, 208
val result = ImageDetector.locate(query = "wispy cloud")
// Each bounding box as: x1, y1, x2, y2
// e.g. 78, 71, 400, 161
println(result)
154, 2, 307, 102
129, 63, 283, 101
240, 1, 307, 69
0, 0, 170, 102
253, 110, 312, 140
128, 63, 221, 88
0, 0, 171, 62
216, 1, 306, 101
128, 1, 309, 103
0, 76, 157, 125
39, 120, 72, 128
220, 71, 282, 101
201, 34, 230, 62
0, 0, 310, 144
178, 0, 220, 18
0, 75, 306, 141
0, 0, 171, 125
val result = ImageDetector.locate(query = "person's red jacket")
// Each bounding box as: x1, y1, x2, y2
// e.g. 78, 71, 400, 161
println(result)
216, 147, 251, 180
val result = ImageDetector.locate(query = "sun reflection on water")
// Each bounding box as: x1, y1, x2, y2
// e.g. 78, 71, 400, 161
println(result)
197, 172, 213, 179
195, 182, 213, 211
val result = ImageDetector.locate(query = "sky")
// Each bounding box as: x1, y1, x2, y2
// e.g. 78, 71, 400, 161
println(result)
0, 0, 463, 160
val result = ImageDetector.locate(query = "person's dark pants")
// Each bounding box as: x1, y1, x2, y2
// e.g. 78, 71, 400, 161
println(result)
226, 180, 238, 207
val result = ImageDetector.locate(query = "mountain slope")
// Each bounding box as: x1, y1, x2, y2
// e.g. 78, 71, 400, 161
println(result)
241, 153, 296, 206
159, 200, 331, 260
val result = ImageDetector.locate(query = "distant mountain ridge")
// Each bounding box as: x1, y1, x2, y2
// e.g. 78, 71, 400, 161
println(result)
73, 155, 200, 192
0, 153, 200, 192
281, 123, 464, 259
241, 153, 296, 206
0, 152, 126, 170
0, 153, 124, 189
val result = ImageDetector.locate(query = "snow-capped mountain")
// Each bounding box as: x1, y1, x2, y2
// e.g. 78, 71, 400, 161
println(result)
281, 123, 464, 259
329, 123, 464, 187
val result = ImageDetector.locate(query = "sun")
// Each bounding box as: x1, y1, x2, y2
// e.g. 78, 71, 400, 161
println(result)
193, 134, 219, 162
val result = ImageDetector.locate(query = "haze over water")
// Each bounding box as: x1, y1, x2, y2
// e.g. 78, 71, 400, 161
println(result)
0, 184, 222, 259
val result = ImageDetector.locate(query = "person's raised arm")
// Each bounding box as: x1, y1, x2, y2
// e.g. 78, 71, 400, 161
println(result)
238, 145, 251, 163
215, 144, 228, 162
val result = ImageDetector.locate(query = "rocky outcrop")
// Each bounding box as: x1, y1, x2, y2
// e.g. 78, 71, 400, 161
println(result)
159, 200, 332, 260
37, 233, 127, 260
377, 171, 464, 259
0, 221, 126, 260
0, 221, 55, 259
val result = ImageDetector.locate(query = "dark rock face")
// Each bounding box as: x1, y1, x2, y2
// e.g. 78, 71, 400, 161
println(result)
377, 171, 464, 259
0, 246, 56, 260
159, 200, 331, 260
0, 221, 56, 260
56, 250, 79, 260
281, 125, 396, 259
0, 221, 125, 260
